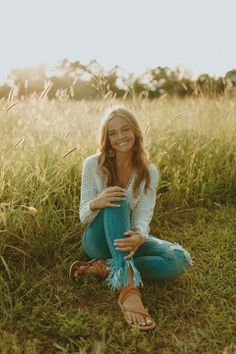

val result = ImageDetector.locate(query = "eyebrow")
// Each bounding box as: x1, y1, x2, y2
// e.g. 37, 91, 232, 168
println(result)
108, 124, 129, 133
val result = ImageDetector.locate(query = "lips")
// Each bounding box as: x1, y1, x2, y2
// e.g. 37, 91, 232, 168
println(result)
118, 140, 129, 145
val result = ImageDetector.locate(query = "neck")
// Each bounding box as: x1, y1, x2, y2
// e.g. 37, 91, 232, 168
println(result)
115, 151, 134, 167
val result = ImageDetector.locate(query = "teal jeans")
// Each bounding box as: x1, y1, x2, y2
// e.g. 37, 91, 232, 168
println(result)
82, 200, 192, 290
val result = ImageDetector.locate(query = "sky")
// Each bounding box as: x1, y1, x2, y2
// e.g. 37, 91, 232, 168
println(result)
1, 0, 236, 83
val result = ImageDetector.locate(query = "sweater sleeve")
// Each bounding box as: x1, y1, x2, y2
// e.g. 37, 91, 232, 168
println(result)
79, 156, 101, 225
130, 165, 159, 239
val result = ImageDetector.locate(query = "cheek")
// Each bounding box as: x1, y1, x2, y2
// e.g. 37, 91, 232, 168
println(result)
130, 133, 135, 142
109, 137, 116, 146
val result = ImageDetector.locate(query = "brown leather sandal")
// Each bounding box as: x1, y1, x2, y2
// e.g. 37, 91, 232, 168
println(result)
69, 259, 110, 282
118, 286, 156, 331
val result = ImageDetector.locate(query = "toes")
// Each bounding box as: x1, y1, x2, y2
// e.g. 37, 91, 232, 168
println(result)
135, 314, 143, 326
124, 312, 154, 328
133, 314, 138, 325
126, 312, 133, 324
131, 313, 137, 325
137, 314, 145, 326
145, 317, 153, 326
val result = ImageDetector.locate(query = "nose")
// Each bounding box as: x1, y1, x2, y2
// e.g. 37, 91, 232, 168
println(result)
117, 131, 125, 139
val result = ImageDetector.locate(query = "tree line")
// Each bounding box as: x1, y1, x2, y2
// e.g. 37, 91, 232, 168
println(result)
1, 59, 236, 100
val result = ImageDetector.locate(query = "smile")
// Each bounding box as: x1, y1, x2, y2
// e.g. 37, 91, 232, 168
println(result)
118, 141, 129, 146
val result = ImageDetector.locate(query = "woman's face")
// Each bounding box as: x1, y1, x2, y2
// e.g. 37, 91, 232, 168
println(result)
107, 116, 135, 154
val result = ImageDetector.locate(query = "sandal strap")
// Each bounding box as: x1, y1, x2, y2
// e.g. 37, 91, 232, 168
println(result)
118, 286, 141, 304
92, 259, 109, 277
118, 287, 154, 318
72, 259, 109, 278
119, 306, 150, 317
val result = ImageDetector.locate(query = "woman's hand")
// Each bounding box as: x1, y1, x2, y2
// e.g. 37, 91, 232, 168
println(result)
114, 230, 144, 260
90, 186, 126, 211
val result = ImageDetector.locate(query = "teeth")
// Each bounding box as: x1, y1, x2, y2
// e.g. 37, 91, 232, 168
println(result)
118, 141, 128, 145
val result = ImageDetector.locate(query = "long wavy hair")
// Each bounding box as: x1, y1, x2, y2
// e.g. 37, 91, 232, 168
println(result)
96, 105, 152, 198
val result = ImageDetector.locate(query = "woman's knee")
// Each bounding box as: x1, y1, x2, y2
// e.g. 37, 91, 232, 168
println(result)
111, 199, 129, 210
166, 243, 193, 276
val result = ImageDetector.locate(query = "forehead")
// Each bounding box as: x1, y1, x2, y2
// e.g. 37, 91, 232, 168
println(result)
107, 116, 129, 131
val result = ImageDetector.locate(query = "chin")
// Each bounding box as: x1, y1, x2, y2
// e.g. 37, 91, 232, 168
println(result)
116, 147, 133, 153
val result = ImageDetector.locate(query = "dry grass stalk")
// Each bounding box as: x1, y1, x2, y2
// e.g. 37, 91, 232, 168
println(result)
40, 82, 53, 100
181, 83, 188, 91
172, 113, 183, 121
6, 102, 18, 112
13, 137, 25, 148
144, 122, 150, 134
62, 147, 78, 159
80, 110, 89, 120
158, 129, 174, 138
27, 206, 38, 214
64, 130, 71, 140
26, 174, 33, 182
70, 86, 74, 98
46, 137, 53, 144
159, 93, 168, 100
8, 87, 15, 103
168, 142, 178, 149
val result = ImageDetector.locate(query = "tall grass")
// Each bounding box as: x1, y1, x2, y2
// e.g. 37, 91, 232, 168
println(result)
1, 96, 235, 210
0, 96, 235, 353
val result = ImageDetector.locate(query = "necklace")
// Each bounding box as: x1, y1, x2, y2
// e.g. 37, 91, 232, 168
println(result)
116, 163, 133, 176
115, 160, 135, 188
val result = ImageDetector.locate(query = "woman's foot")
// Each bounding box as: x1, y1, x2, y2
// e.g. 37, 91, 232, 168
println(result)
118, 286, 156, 330
69, 259, 110, 282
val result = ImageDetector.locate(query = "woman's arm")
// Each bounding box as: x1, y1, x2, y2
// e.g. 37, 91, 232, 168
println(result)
79, 156, 127, 224
130, 165, 159, 239
79, 156, 100, 224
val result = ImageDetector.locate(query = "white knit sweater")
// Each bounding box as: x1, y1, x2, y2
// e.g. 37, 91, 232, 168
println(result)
79, 153, 159, 239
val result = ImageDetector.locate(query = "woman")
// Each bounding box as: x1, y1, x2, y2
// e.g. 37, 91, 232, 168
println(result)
69, 105, 192, 331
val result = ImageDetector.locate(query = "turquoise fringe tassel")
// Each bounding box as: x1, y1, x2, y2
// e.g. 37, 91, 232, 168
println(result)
105, 259, 144, 291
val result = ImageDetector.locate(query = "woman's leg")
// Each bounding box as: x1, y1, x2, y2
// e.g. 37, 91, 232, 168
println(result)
82, 199, 143, 290
81, 201, 162, 328
82, 209, 111, 260
133, 236, 192, 281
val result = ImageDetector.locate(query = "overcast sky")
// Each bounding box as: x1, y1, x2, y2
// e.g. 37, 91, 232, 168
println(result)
1, 0, 236, 83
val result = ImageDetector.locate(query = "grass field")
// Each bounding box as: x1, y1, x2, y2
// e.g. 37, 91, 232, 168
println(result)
0, 96, 235, 353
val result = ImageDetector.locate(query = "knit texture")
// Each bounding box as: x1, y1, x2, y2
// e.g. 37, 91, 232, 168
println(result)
79, 153, 159, 239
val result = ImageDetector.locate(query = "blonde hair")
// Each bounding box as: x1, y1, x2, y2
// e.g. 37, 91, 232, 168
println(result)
96, 105, 152, 198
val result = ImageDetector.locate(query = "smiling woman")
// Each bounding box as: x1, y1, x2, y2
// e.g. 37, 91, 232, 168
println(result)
69, 105, 192, 331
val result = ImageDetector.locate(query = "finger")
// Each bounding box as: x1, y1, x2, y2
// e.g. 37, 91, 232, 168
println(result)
114, 238, 135, 244
107, 187, 125, 193
115, 246, 132, 252
125, 251, 135, 260
115, 245, 132, 250
108, 197, 127, 202
114, 238, 134, 243
124, 230, 135, 236
114, 240, 134, 247
106, 203, 121, 208
108, 192, 126, 197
